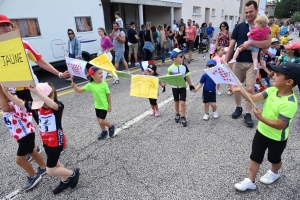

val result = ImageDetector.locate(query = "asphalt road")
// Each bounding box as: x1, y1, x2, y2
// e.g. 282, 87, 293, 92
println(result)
1, 42, 300, 199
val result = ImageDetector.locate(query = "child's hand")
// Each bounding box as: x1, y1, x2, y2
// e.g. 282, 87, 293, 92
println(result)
108, 106, 112, 112
28, 84, 40, 94
231, 85, 241, 92
71, 82, 76, 88
253, 107, 262, 118
1, 85, 8, 94
247, 32, 250, 36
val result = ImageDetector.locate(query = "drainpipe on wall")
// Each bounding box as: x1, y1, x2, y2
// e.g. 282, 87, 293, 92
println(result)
139, 4, 144, 29
170, 7, 174, 29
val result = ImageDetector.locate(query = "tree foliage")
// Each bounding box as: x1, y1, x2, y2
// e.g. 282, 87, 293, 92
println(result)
291, 11, 300, 22
273, 0, 300, 18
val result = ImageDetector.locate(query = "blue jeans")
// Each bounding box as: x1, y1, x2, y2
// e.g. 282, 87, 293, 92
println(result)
161, 48, 166, 63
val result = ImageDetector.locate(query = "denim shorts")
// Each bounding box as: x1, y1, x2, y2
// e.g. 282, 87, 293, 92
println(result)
115, 51, 125, 62
248, 45, 259, 53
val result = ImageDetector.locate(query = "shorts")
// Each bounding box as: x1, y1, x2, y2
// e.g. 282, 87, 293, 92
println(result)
129, 43, 138, 54
259, 68, 268, 78
250, 130, 287, 164
44, 145, 63, 168
95, 108, 107, 120
172, 88, 187, 102
202, 90, 216, 103
233, 62, 256, 86
16, 89, 32, 101
115, 51, 125, 62
248, 45, 259, 53
17, 133, 35, 156
149, 98, 157, 106
186, 40, 195, 51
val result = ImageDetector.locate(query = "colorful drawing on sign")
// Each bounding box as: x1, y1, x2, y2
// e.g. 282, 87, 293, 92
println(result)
130, 75, 159, 99
116, 71, 131, 78
89, 53, 117, 76
0, 30, 34, 87
205, 64, 238, 85
65, 57, 88, 79
159, 74, 186, 88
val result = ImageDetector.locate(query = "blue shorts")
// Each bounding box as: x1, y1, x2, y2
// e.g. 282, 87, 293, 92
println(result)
248, 45, 259, 53
115, 51, 125, 62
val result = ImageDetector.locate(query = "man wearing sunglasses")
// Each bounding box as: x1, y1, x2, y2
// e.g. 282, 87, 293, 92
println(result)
0, 14, 70, 102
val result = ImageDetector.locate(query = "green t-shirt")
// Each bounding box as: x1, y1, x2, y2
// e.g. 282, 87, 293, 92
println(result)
83, 81, 110, 110
258, 87, 298, 141
279, 54, 300, 64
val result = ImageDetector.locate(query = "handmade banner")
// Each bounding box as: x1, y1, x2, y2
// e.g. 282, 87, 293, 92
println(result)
139, 60, 155, 72
65, 57, 88, 79
89, 53, 117, 76
116, 71, 131, 78
205, 64, 238, 85
0, 30, 34, 87
159, 74, 186, 88
130, 75, 159, 99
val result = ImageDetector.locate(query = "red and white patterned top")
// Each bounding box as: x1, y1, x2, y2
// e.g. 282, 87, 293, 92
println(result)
2, 102, 35, 140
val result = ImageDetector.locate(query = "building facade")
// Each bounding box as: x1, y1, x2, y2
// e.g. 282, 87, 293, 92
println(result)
265, 3, 275, 17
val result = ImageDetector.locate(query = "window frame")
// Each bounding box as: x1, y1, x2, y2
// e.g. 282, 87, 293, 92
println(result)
10, 18, 42, 38
74, 16, 93, 33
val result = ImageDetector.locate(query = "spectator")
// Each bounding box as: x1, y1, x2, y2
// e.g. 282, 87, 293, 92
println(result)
206, 22, 215, 46
180, 19, 186, 28
174, 24, 188, 60
114, 11, 123, 31
139, 24, 145, 61
151, 26, 159, 60
142, 22, 155, 61
109, 22, 130, 84
158, 25, 167, 65
226, 0, 271, 128
268, 16, 280, 40
200, 23, 207, 41
185, 19, 196, 63
173, 20, 178, 32
127, 21, 139, 66
216, 21, 231, 48
194, 23, 200, 49
280, 21, 289, 36
167, 25, 175, 53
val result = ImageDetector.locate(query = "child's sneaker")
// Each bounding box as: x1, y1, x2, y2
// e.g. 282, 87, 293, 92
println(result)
203, 114, 209, 120
108, 124, 115, 137
228, 59, 236, 64
213, 111, 219, 119
259, 170, 280, 184
234, 178, 256, 191
23, 174, 42, 191
69, 168, 80, 188
98, 130, 108, 140
254, 68, 258, 74
181, 117, 187, 127
53, 180, 70, 194
155, 110, 160, 117
216, 90, 222, 95
150, 110, 155, 116
112, 80, 120, 85
175, 113, 181, 123
36, 167, 46, 176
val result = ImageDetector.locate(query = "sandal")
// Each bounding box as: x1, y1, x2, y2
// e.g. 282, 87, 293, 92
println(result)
227, 90, 233, 96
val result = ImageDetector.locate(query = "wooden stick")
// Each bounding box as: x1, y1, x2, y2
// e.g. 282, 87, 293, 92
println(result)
223, 61, 257, 108
70, 77, 78, 97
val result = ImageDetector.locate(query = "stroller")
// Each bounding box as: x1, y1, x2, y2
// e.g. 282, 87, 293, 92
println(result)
198, 35, 209, 53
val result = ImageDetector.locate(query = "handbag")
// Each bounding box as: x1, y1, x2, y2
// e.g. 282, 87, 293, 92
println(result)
163, 37, 171, 49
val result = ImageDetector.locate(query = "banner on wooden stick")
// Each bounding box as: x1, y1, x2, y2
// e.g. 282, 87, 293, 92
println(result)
65, 57, 88, 79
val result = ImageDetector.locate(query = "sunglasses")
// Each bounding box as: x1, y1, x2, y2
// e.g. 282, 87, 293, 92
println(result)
68, 32, 74, 35
221, 25, 226, 27
177, 55, 183, 58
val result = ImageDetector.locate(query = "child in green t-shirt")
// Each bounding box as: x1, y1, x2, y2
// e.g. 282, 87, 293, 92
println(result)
71, 66, 115, 140
232, 62, 300, 191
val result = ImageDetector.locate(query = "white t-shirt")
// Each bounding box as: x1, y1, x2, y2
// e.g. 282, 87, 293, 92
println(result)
116, 18, 123, 28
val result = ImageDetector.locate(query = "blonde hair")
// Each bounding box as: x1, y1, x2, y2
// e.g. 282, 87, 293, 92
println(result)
98, 27, 107, 36
254, 14, 269, 27
146, 22, 151, 30
216, 46, 224, 53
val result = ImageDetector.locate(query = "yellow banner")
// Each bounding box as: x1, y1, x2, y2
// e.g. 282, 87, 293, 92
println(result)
89, 53, 117, 76
130, 75, 159, 99
0, 31, 34, 87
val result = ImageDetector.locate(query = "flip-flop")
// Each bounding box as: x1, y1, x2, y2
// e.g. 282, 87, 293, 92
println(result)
227, 90, 233, 96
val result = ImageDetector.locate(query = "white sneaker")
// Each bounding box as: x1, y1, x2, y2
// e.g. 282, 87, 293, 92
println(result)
135, 62, 139, 66
228, 59, 236, 64
213, 111, 218, 119
112, 80, 120, 85
126, 71, 130, 74
260, 170, 280, 184
107, 74, 113, 77
128, 62, 131, 65
203, 114, 209, 121
216, 90, 222, 95
234, 178, 256, 191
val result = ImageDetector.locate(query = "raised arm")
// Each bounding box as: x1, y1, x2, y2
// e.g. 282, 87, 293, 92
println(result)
2, 86, 25, 108
36, 58, 70, 78
28, 85, 59, 110
0, 87, 15, 112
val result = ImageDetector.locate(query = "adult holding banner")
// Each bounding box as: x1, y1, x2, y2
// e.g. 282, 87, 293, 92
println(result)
225, 1, 271, 128
98, 27, 114, 81
0, 14, 70, 102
